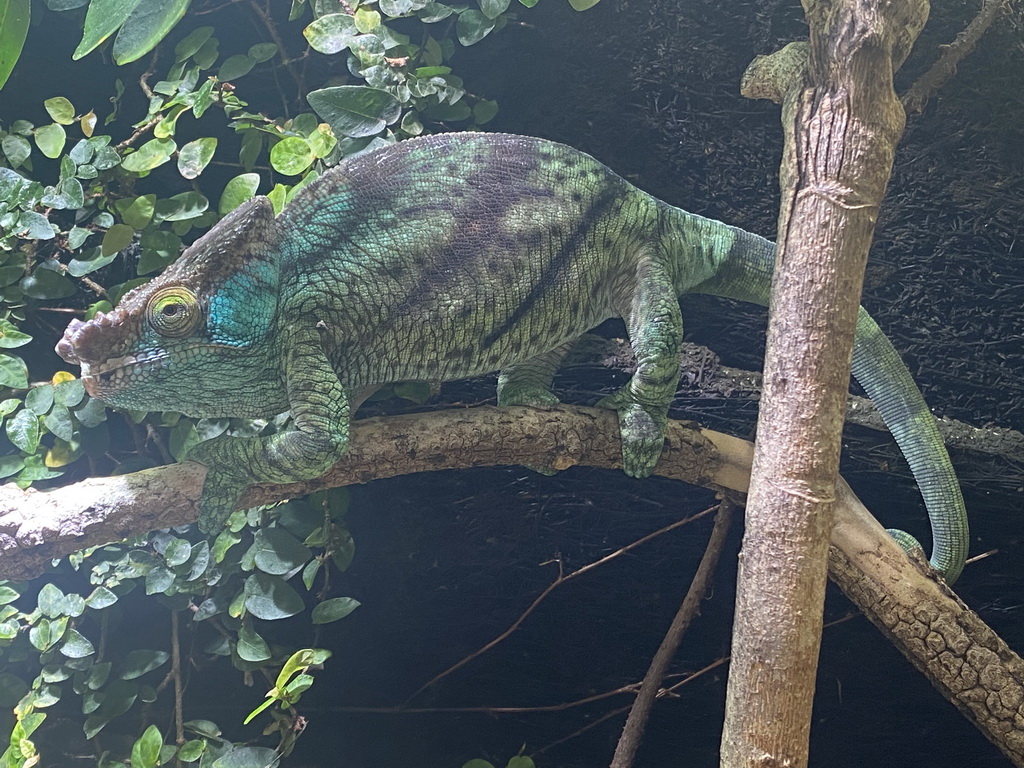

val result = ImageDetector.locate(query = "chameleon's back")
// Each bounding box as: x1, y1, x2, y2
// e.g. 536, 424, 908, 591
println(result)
274, 133, 657, 386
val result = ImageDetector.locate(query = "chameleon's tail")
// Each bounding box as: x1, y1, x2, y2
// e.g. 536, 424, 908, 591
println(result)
689, 224, 968, 583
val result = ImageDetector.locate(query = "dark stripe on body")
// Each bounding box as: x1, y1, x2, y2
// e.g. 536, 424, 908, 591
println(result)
482, 184, 622, 348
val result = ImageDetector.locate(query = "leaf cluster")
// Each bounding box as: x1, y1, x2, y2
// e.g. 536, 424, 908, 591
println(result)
0, 488, 355, 768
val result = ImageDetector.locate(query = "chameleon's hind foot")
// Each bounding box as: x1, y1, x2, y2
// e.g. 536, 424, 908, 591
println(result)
497, 383, 560, 408
497, 385, 561, 475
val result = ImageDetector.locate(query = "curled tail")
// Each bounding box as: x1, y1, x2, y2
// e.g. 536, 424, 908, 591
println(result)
688, 224, 968, 583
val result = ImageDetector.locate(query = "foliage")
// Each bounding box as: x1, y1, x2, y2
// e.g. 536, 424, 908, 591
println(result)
462, 754, 536, 768
0, 0, 600, 763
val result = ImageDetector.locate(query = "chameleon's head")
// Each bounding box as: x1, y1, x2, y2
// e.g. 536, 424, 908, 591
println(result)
56, 197, 282, 416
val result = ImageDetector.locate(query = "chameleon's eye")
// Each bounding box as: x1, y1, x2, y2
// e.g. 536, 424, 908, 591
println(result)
146, 287, 201, 338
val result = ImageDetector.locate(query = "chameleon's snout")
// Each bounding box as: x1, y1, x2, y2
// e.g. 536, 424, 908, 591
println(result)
56, 310, 131, 367
55, 318, 85, 365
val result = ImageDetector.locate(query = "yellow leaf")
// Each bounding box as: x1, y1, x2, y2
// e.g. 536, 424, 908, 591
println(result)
51, 371, 75, 385
80, 111, 97, 137
45, 439, 80, 468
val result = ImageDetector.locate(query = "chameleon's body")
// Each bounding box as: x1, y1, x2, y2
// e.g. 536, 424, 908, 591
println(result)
56, 133, 968, 582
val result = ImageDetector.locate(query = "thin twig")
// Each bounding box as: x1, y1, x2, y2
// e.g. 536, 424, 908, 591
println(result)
403, 504, 720, 705
172, 610, 185, 747
534, 657, 732, 757
901, 0, 1007, 114
609, 498, 735, 768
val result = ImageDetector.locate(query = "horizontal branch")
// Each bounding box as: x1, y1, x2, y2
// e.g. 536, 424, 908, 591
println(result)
0, 403, 1022, 763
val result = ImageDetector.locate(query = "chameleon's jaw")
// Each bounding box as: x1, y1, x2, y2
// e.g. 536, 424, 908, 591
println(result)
75, 355, 147, 399
56, 315, 169, 403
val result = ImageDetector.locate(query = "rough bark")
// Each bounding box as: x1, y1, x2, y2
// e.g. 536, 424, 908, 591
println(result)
721, 1, 930, 766
2, 405, 1023, 763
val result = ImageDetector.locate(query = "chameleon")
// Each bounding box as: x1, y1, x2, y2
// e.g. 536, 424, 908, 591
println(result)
56, 132, 968, 582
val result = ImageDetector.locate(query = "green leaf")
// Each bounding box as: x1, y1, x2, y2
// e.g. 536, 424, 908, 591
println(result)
60, 628, 96, 658
112, 0, 191, 65
193, 35, 218, 69
16, 210, 55, 239
478, 0, 510, 19
120, 137, 176, 173
6, 407, 37, 451
311, 596, 360, 624
211, 746, 280, 768
34, 122, 66, 158
29, 618, 54, 650
462, 761, 495, 768
307, 86, 401, 139
177, 137, 216, 179
44, 96, 76, 125
2, 134, 31, 167
218, 53, 254, 81
248, 42, 277, 63
131, 724, 162, 768
252, 528, 312, 576
269, 136, 314, 176
37, 582, 66, 616
21, 267, 75, 298
145, 565, 175, 594
473, 98, 499, 125
164, 537, 192, 566
154, 190, 208, 221
0, 319, 31, 348
302, 13, 357, 55
24, 384, 52, 415
101, 222, 135, 256
177, 739, 206, 762
567, 0, 600, 8
85, 586, 118, 609
0, 353, 28, 389
354, 6, 381, 32
0, 0, 30, 90
74, 0, 142, 59
243, 573, 304, 620
119, 649, 169, 679
380, 0, 430, 14
219, 173, 261, 215
174, 25, 212, 61
236, 625, 271, 662
238, 129, 262, 170
506, 757, 535, 768
54, 378, 85, 407
44, 404, 74, 441
419, 1, 455, 22
456, 9, 496, 45
114, 194, 156, 230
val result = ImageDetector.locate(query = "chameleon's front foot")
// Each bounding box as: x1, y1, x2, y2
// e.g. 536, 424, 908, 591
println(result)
195, 469, 248, 534
596, 390, 668, 478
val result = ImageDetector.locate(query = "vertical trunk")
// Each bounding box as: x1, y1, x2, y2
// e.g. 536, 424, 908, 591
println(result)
720, 2, 929, 766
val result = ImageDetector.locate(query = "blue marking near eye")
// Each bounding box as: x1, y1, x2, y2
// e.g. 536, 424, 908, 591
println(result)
207, 267, 278, 346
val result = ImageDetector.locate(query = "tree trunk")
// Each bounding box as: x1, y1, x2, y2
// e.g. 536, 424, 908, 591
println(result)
720, 1, 930, 766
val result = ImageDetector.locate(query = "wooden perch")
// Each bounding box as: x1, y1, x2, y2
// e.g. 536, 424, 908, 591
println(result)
0, 404, 1022, 763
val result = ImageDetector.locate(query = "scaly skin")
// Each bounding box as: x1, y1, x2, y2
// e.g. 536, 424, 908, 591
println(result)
56, 132, 968, 582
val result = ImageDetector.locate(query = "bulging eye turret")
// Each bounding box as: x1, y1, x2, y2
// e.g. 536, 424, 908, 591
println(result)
147, 287, 201, 338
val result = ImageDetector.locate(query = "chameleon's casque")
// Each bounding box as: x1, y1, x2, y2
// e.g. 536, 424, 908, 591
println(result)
56, 132, 968, 582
